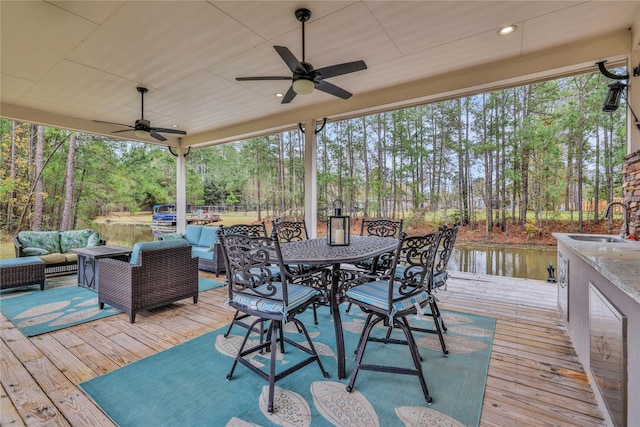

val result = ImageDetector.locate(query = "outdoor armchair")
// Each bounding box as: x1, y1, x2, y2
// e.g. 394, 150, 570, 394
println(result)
97, 239, 199, 323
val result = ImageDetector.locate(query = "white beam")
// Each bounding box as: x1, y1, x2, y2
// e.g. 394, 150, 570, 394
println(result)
304, 119, 318, 238
175, 144, 187, 234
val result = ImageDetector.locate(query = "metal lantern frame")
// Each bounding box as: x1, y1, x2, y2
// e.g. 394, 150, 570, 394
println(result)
328, 199, 350, 246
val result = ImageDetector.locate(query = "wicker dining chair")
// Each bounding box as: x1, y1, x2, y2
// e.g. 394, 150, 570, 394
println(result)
336, 231, 442, 403
218, 233, 329, 413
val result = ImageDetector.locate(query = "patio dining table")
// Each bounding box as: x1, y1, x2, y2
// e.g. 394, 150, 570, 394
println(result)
278, 235, 398, 379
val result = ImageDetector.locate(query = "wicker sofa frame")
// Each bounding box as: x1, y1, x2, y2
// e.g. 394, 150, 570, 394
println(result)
196, 245, 225, 276
13, 231, 105, 276
97, 244, 199, 323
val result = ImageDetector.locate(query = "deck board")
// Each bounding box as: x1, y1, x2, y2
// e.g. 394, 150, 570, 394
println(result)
0, 271, 604, 426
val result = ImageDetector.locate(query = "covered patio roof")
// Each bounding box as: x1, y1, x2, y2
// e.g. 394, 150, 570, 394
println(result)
2, 1, 639, 233
2, 1, 639, 148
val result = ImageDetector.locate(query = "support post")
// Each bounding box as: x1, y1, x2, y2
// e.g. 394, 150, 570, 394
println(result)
304, 119, 318, 238
176, 145, 187, 234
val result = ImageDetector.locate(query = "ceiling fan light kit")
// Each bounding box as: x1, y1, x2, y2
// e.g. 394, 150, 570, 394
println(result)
292, 78, 315, 95
236, 8, 367, 104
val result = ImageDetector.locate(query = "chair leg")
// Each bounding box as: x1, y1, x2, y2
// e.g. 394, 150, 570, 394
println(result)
353, 312, 375, 355
291, 318, 330, 379
313, 303, 319, 325
226, 317, 265, 381
224, 310, 244, 337
429, 299, 449, 355
347, 313, 433, 404
396, 317, 433, 403
346, 314, 382, 393
432, 299, 447, 331
267, 320, 279, 413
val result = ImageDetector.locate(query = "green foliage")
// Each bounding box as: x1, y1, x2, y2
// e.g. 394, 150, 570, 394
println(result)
1, 70, 628, 233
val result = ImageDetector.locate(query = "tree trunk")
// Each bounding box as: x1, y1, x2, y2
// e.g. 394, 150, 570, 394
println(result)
60, 133, 77, 230
32, 125, 45, 230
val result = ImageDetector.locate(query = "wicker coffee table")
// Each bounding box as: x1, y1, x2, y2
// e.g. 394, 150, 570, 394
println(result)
71, 245, 132, 291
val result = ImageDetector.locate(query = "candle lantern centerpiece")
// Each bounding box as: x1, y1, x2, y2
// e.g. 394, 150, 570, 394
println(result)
328, 199, 350, 246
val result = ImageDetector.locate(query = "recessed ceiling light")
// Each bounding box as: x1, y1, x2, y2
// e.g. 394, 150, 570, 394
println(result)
171, 124, 179, 128
498, 25, 517, 36
275, 93, 284, 98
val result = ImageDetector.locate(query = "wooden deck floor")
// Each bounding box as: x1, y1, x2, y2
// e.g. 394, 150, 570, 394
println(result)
1, 272, 604, 426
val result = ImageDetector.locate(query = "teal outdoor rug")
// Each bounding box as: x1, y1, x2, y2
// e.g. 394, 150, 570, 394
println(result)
81, 307, 495, 426
0, 275, 224, 336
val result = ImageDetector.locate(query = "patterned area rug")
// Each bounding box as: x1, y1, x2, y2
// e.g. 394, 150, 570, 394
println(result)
0, 275, 224, 336
81, 307, 495, 426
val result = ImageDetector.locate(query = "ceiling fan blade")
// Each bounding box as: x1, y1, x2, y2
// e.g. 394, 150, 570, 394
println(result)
150, 131, 167, 142
112, 129, 134, 134
93, 119, 133, 129
315, 80, 352, 100
236, 76, 292, 81
281, 85, 297, 104
151, 127, 187, 135
274, 46, 305, 74
315, 60, 367, 79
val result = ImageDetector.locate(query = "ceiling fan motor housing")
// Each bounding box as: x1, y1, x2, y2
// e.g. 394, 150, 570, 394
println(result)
135, 119, 151, 130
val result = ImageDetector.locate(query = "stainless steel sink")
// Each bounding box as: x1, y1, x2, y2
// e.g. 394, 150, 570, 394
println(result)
567, 234, 625, 243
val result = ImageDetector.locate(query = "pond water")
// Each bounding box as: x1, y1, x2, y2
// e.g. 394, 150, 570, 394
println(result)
90, 222, 557, 281
449, 243, 557, 281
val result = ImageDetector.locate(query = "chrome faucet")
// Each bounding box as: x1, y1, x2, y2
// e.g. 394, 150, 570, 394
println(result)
603, 201, 629, 239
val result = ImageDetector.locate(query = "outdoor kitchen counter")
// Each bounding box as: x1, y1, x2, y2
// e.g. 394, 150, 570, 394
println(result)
553, 233, 640, 304
553, 232, 640, 427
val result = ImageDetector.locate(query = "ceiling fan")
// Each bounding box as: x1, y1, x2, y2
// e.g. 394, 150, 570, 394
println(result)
236, 8, 367, 104
94, 87, 186, 142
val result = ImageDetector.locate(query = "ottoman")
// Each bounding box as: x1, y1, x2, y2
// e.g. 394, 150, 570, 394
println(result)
0, 257, 46, 291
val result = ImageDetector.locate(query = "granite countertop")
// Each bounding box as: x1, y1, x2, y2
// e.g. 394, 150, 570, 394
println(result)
553, 233, 640, 304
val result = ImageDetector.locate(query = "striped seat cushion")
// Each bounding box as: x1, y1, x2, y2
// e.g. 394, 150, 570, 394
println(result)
345, 280, 429, 316
233, 282, 320, 316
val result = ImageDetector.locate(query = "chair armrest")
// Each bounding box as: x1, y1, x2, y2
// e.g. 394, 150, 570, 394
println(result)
333, 267, 387, 295
13, 235, 24, 257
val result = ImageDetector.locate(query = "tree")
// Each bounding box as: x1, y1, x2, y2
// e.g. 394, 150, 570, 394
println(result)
60, 133, 77, 230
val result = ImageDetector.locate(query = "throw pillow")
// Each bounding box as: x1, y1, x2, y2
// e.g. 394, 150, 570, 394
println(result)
22, 247, 50, 256
87, 232, 101, 247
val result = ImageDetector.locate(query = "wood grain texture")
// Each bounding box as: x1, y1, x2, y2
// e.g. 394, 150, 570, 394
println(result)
1, 271, 604, 426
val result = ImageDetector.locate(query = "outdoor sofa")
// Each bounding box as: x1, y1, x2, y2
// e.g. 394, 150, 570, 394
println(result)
161, 224, 225, 276
13, 229, 104, 275
97, 239, 199, 323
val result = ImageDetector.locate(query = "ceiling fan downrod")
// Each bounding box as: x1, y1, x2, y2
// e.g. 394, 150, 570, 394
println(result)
295, 8, 311, 63
137, 87, 148, 119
